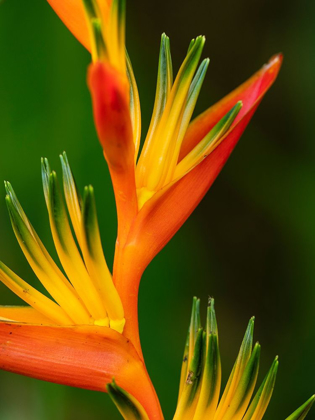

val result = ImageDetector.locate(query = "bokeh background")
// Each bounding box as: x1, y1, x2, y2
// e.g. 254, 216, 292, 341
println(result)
0, 0, 314, 418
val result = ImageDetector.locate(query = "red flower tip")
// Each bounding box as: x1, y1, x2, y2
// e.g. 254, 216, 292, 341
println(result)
88, 62, 134, 171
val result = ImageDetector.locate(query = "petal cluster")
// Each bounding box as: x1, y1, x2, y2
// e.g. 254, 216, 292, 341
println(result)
0, 153, 124, 332
50, 0, 282, 358
174, 298, 314, 420
175, 299, 274, 420
106, 299, 315, 420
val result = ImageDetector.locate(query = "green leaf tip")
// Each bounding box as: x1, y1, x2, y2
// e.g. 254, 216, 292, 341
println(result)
243, 355, 279, 420
285, 395, 315, 420
107, 380, 150, 420
206, 296, 218, 335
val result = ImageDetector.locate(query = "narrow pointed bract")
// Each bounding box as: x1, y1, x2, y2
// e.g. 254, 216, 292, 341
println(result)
60, 153, 124, 331
193, 299, 221, 420
173, 298, 314, 420
243, 357, 279, 420
1, 156, 125, 332
285, 395, 315, 420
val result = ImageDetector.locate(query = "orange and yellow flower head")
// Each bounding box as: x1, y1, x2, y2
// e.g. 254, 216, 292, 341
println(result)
0, 1, 313, 420
47, 1, 284, 352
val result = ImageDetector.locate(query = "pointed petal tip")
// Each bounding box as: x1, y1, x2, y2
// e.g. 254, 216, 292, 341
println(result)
308, 395, 315, 404
207, 296, 215, 307
263, 53, 283, 73
269, 52, 283, 64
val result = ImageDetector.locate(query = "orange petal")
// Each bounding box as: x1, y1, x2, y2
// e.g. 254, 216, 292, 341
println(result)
180, 54, 283, 160
131, 54, 282, 269
0, 306, 56, 325
0, 323, 163, 419
47, 0, 112, 51
47, 0, 90, 50
114, 55, 282, 346
88, 62, 138, 244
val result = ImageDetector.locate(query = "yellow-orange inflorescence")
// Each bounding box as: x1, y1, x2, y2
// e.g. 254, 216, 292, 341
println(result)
1, 1, 313, 420
0, 153, 125, 333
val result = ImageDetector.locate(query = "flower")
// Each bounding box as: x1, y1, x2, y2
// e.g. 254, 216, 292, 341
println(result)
0, 153, 163, 419
47, 0, 282, 353
1, 1, 309, 419
107, 298, 315, 420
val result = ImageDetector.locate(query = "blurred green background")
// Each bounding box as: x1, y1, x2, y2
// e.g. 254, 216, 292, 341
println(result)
0, 0, 314, 418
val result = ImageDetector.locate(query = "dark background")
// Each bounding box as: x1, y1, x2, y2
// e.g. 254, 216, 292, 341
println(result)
0, 0, 314, 418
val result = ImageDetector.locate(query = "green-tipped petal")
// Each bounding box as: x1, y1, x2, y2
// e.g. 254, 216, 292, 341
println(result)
107, 380, 150, 420
0, 262, 72, 325
285, 395, 315, 420
193, 299, 221, 420
207, 297, 218, 335
61, 154, 124, 332
214, 316, 255, 419
165, 58, 210, 184
42, 160, 107, 323
137, 36, 205, 191
175, 101, 243, 179
187, 38, 196, 54
188, 297, 201, 366
178, 326, 190, 400
82, 185, 125, 332
178, 298, 204, 407
221, 343, 261, 420
243, 356, 279, 420
141, 33, 173, 154
193, 333, 221, 420
5, 190, 89, 325
59, 153, 82, 246
174, 328, 204, 420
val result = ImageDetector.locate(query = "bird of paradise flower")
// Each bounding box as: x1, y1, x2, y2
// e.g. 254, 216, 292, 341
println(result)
0, 0, 313, 419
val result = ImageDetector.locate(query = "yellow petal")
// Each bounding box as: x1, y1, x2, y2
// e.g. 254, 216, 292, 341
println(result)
0, 306, 57, 325
0, 263, 72, 325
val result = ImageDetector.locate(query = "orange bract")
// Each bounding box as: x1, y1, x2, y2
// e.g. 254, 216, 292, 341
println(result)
88, 62, 138, 245
0, 322, 163, 419
47, 0, 111, 51
113, 54, 283, 351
